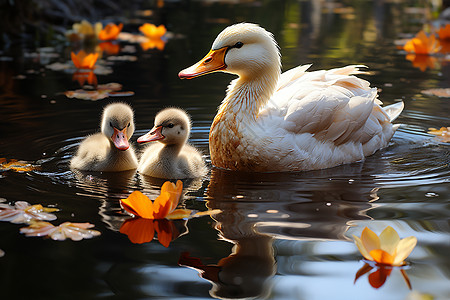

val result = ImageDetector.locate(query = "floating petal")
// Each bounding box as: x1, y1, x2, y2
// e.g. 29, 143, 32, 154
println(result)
120, 191, 155, 219
0, 201, 58, 224
20, 221, 100, 241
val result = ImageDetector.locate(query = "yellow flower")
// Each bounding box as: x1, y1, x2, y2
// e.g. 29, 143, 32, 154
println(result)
437, 24, 450, 40
98, 23, 123, 41
353, 226, 417, 266
403, 30, 440, 55
72, 20, 102, 37
71, 50, 99, 69
139, 23, 166, 39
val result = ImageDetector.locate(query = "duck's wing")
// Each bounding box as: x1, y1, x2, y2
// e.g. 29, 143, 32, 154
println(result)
262, 65, 396, 146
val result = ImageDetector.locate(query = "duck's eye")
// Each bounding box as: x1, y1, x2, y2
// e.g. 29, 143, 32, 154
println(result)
127, 123, 130, 128
167, 123, 174, 128
234, 42, 243, 49
110, 122, 114, 128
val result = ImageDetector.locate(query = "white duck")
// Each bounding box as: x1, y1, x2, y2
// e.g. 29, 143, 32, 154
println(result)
70, 103, 138, 172
178, 23, 404, 172
137, 108, 207, 179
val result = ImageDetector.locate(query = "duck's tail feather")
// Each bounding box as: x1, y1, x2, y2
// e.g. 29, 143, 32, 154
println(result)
383, 101, 404, 122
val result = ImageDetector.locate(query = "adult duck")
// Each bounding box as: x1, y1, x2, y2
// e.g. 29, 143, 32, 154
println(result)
137, 108, 207, 179
70, 103, 138, 171
179, 23, 404, 172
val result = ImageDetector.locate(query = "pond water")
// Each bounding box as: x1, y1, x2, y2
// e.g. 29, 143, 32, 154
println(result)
0, 1, 449, 299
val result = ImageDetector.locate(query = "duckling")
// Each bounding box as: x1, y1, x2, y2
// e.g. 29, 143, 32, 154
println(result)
137, 108, 207, 179
70, 103, 138, 172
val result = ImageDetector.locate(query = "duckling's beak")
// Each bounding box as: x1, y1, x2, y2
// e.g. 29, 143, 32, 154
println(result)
112, 127, 130, 151
137, 125, 165, 143
178, 47, 228, 79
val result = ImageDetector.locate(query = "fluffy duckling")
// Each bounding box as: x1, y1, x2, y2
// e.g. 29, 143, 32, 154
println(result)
70, 103, 138, 172
137, 108, 207, 179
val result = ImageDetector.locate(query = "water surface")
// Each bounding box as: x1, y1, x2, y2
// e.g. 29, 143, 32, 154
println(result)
0, 1, 449, 299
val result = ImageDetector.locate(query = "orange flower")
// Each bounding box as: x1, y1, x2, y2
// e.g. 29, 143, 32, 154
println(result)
403, 30, 440, 55
71, 50, 99, 70
120, 180, 184, 219
353, 226, 417, 266
98, 23, 123, 41
139, 23, 166, 39
437, 24, 450, 40
119, 218, 181, 246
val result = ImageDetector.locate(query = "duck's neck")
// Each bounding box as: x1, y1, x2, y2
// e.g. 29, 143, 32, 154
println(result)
160, 143, 183, 156
218, 72, 279, 121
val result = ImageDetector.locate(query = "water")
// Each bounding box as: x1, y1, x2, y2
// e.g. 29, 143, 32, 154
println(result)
1, 1, 449, 299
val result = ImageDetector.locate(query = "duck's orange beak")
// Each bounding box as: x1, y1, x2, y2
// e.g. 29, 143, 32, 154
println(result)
137, 125, 165, 143
178, 47, 228, 79
112, 127, 130, 150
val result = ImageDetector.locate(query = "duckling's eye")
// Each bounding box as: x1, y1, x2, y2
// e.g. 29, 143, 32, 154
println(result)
234, 42, 243, 49
127, 123, 130, 128
110, 122, 114, 128
167, 123, 174, 128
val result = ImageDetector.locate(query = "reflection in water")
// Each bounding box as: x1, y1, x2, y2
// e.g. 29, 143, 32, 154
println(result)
354, 261, 412, 290
120, 217, 188, 246
179, 165, 380, 299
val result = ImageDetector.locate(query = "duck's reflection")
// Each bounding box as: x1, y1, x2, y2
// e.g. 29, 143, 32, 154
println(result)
181, 165, 378, 299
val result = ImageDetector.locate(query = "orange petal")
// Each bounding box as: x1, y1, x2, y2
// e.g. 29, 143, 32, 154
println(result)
361, 227, 380, 253
120, 191, 155, 219
71, 52, 81, 68
369, 249, 394, 265
120, 218, 155, 244
153, 181, 182, 218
